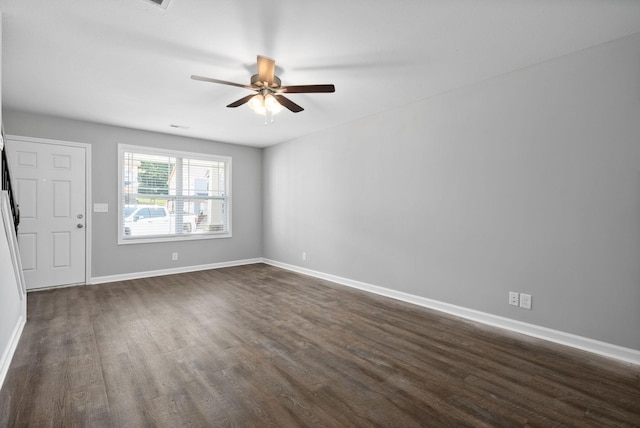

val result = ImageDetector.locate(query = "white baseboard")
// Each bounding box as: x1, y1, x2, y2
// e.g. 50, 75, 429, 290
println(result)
0, 313, 26, 390
90, 258, 263, 285
262, 259, 640, 366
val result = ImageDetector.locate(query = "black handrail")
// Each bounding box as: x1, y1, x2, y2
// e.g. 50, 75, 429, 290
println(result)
1, 146, 20, 234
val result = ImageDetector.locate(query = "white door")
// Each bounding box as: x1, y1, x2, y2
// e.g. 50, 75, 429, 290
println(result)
6, 139, 87, 290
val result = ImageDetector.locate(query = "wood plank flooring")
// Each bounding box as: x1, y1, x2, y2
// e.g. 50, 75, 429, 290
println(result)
1, 263, 639, 427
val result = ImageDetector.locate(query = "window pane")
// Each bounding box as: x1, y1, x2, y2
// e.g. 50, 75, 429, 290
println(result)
119, 145, 231, 243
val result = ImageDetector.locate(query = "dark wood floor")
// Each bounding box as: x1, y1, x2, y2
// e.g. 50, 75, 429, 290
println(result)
1, 264, 639, 427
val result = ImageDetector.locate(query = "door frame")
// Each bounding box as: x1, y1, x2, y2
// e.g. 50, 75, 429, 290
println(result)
6, 134, 92, 288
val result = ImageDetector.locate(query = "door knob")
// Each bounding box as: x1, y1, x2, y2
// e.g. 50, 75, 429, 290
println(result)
77, 224, 84, 229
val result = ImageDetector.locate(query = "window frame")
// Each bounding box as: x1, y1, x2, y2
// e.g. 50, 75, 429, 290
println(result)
117, 144, 232, 245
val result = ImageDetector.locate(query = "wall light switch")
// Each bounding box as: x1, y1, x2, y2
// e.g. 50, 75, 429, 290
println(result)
93, 203, 109, 213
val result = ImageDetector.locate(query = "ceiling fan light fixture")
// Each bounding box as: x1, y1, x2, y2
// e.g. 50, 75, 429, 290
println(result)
264, 94, 283, 114
248, 93, 283, 116
248, 95, 267, 115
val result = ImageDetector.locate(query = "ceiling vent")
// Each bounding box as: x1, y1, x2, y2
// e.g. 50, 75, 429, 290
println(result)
142, 0, 171, 9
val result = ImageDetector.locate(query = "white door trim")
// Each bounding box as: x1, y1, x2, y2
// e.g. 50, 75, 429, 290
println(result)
6, 134, 92, 287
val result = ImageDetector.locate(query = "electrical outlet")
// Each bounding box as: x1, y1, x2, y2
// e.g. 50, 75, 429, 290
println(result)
519, 293, 532, 310
172, 252, 178, 261
509, 292, 519, 306
302, 251, 307, 261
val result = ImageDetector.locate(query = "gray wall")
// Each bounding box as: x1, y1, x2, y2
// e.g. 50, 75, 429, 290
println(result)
0, 191, 24, 386
263, 33, 640, 350
0, 9, 24, 388
3, 111, 263, 278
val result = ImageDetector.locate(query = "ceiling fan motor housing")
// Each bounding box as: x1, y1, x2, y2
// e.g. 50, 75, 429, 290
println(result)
251, 74, 281, 89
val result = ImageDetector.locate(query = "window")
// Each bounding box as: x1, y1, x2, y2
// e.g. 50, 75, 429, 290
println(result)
118, 144, 231, 244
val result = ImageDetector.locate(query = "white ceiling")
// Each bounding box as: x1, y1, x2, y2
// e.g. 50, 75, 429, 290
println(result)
2, 0, 640, 148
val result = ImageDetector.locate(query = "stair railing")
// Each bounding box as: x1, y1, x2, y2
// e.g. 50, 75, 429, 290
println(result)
1, 142, 20, 234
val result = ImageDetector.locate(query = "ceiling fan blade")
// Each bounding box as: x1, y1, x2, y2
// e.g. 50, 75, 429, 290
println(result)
257, 55, 276, 86
277, 84, 336, 94
275, 95, 304, 113
191, 75, 255, 91
227, 94, 256, 108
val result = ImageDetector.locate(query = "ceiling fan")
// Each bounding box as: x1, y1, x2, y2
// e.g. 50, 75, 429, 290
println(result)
191, 55, 335, 116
